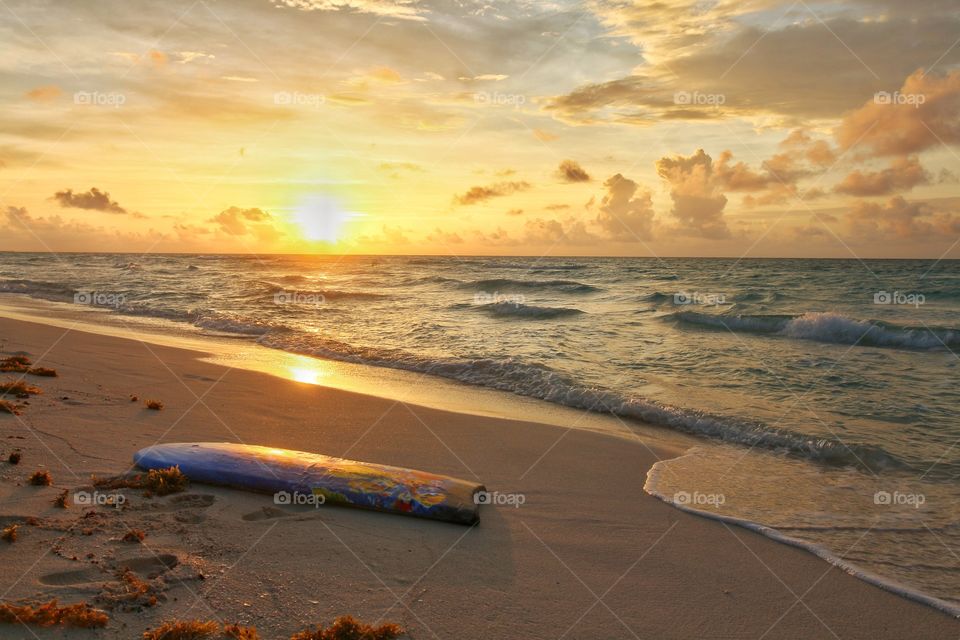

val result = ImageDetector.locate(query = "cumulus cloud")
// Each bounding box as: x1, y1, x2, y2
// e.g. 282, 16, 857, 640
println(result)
53, 187, 128, 214
835, 156, 931, 196
836, 69, 960, 156
454, 181, 531, 205
594, 173, 655, 241
522, 217, 597, 246
656, 150, 729, 238
847, 196, 960, 239
210, 206, 275, 237
556, 159, 591, 183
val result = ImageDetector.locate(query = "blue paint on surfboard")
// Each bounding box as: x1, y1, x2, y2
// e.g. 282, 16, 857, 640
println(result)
133, 442, 484, 525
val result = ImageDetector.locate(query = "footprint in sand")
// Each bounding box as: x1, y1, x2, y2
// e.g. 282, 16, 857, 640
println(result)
142, 493, 216, 513
40, 554, 178, 585
241, 506, 299, 521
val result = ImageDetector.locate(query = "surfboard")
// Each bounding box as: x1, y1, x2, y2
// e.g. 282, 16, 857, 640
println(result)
133, 442, 484, 525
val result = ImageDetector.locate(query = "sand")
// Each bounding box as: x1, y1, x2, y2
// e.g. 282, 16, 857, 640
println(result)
0, 316, 956, 639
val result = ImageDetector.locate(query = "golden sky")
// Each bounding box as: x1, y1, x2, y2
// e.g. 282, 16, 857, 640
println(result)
2, 0, 960, 257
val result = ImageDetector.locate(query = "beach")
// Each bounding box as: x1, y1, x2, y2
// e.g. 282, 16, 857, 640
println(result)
0, 315, 956, 639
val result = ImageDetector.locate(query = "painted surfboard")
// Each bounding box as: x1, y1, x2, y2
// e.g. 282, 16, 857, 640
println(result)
133, 442, 485, 525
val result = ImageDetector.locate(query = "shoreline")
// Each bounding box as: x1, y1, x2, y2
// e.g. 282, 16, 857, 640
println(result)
645, 455, 960, 618
0, 314, 957, 637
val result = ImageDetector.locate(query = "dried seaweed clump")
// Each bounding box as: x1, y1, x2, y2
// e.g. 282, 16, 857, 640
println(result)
29, 470, 52, 486
0, 599, 108, 628
142, 617, 403, 640
143, 619, 220, 639
122, 529, 146, 543
1, 524, 17, 543
0, 356, 30, 373
291, 616, 404, 640
95, 466, 188, 497
0, 380, 42, 397
0, 400, 20, 415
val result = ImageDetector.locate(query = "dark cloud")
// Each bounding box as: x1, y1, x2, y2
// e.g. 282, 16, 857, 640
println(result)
454, 181, 531, 205
557, 159, 590, 183
546, 9, 960, 123
53, 187, 127, 214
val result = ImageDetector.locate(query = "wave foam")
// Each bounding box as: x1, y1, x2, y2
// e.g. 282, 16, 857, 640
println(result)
257, 332, 900, 471
671, 311, 960, 350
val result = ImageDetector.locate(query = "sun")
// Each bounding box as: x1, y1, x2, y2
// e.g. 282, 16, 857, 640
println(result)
289, 194, 354, 243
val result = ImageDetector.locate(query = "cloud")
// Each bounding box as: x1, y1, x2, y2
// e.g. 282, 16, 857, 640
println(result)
426, 227, 463, 244
837, 69, 960, 156
378, 161, 423, 178
522, 217, 597, 246
53, 187, 128, 214
835, 156, 931, 196
458, 74, 509, 82
656, 150, 729, 238
505, 208, 524, 216
271, 0, 423, 19
710, 133, 836, 207
454, 181, 531, 205
210, 206, 275, 237
556, 159, 591, 183
594, 173, 655, 241
25, 85, 62, 103
548, 6, 960, 124
847, 196, 960, 239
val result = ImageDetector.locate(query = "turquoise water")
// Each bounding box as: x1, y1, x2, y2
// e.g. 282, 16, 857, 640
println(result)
1, 253, 958, 608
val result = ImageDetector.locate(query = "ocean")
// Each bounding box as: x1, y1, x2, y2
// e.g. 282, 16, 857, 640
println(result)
0, 253, 958, 612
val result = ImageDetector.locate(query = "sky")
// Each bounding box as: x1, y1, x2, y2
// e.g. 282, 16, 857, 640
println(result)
1, 0, 960, 258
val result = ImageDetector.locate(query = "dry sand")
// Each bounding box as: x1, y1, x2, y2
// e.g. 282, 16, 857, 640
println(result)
0, 316, 956, 639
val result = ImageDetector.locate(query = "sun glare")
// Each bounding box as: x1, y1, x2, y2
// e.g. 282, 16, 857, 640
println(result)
288, 365, 327, 385
290, 195, 353, 243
